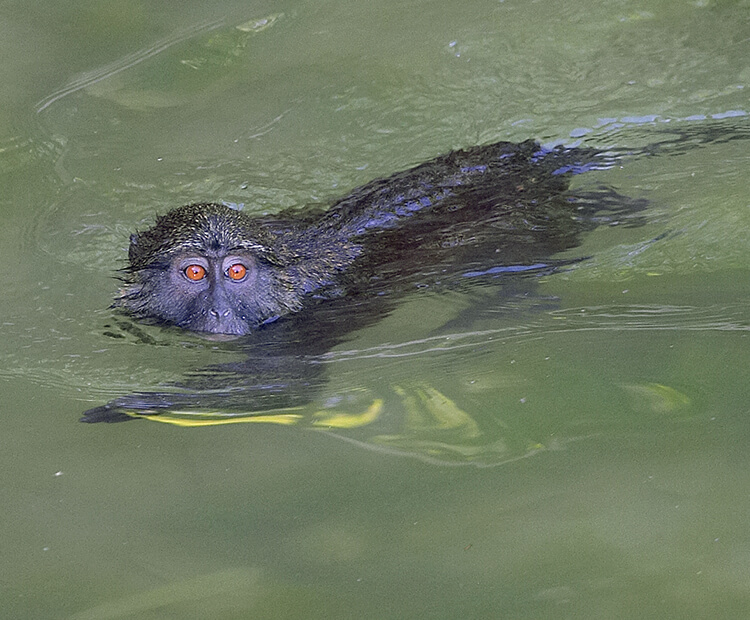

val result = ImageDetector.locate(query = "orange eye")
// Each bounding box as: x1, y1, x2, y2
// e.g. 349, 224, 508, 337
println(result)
184, 264, 206, 281
227, 263, 247, 281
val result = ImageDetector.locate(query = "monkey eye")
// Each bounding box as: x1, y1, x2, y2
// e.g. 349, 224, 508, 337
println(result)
226, 263, 247, 281
184, 264, 207, 281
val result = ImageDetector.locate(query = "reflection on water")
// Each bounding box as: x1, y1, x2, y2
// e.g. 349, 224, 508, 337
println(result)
119, 367, 692, 467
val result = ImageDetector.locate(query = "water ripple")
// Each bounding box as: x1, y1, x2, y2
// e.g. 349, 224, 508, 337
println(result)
35, 19, 225, 114
325, 303, 750, 362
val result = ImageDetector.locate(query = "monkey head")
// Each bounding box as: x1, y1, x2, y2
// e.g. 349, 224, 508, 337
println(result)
115, 203, 305, 335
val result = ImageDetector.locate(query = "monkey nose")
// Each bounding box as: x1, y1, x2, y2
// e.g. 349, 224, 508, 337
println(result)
209, 308, 232, 319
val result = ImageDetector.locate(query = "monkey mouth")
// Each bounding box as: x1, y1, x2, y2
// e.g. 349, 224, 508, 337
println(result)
179, 311, 252, 338
194, 331, 244, 342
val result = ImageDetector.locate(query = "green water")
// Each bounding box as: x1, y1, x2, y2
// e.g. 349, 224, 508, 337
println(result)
2, 0, 750, 617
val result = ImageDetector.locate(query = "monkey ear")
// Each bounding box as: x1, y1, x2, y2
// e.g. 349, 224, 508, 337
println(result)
127, 233, 144, 266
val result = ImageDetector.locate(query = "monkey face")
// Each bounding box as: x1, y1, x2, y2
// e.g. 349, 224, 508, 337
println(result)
117, 249, 264, 336
164, 251, 260, 335
115, 203, 308, 336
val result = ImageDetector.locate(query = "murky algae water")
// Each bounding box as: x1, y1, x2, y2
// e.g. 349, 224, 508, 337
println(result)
1, 1, 750, 617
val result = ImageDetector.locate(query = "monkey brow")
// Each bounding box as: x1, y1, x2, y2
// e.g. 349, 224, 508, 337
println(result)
157, 238, 267, 258
232, 241, 268, 252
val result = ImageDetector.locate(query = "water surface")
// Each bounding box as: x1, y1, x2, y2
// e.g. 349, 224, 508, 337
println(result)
2, 0, 750, 617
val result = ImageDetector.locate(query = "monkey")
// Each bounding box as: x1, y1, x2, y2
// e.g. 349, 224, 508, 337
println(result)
82, 121, 748, 423
113, 139, 625, 334
81, 138, 642, 423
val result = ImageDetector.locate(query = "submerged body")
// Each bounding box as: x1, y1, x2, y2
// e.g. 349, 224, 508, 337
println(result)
84, 138, 640, 422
